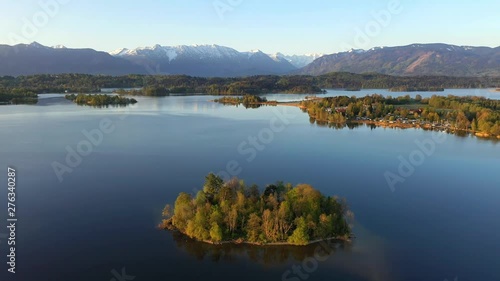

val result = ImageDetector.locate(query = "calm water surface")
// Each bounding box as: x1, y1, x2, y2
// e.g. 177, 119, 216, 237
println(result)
0, 89, 499, 281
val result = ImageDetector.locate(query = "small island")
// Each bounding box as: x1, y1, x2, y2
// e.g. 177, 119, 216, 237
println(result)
161, 173, 353, 246
65, 93, 137, 107
389, 86, 444, 92
0, 90, 38, 105
214, 94, 277, 108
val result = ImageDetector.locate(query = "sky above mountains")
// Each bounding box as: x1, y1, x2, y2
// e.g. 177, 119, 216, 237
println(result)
1, 0, 499, 55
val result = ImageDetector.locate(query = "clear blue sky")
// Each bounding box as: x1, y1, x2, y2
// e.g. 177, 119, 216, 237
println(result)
1, 0, 499, 55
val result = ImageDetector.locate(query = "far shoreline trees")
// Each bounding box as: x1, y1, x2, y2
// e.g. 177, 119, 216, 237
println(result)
1, 73, 498, 100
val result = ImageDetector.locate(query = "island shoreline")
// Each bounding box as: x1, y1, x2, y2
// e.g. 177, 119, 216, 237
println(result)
160, 219, 353, 246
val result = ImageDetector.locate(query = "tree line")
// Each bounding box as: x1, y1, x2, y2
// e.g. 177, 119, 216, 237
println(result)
1, 72, 498, 103
301, 94, 500, 137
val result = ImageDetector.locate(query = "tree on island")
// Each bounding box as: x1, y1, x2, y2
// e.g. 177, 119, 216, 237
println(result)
65, 94, 137, 106
162, 173, 352, 245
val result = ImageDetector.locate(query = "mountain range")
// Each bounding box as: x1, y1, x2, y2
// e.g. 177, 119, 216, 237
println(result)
0, 42, 318, 77
0, 42, 498, 77
299, 44, 500, 77
110, 46, 322, 69
109, 44, 301, 77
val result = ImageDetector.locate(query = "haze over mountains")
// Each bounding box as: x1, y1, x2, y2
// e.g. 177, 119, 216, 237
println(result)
0, 42, 498, 77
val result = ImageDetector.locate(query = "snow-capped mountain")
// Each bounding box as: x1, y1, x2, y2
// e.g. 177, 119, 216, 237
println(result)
271, 53, 324, 68
109, 44, 297, 77
52, 44, 67, 49
25, 41, 67, 50
112, 44, 240, 60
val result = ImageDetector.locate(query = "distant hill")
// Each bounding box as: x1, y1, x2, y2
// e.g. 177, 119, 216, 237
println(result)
299, 44, 500, 77
0, 42, 145, 76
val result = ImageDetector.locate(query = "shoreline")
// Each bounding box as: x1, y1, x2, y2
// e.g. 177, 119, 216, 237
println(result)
211, 99, 500, 140
335, 119, 500, 140
160, 220, 352, 246
195, 236, 352, 246
273, 102, 500, 140
210, 99, 314, 109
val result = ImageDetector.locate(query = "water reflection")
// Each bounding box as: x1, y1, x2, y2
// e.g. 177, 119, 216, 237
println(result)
308, 118, 365, 130
307, 117, 500, 142
217, 102, 279, 109
170, 222, 396, 281
171, 230, 352, 265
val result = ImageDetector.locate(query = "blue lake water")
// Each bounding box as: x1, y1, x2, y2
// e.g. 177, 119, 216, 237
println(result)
0, 89, 499, 281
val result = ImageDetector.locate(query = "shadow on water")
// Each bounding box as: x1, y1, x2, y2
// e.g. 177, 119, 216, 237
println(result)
169, 222, 397, 281
171, 231, 352, 265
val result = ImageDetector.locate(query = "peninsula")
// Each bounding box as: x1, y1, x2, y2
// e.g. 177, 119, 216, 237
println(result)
299, 94, 500, 139
161, 173, 352, 246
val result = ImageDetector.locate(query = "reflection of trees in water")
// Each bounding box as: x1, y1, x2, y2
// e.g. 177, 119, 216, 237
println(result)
309, 118, 366, 130
171, 225, 397, 281
243, 104, 261, 109
218, 103, 262, 109
171, 231, 353, 266
310, 116, 498, 142
346, 123, 364, 130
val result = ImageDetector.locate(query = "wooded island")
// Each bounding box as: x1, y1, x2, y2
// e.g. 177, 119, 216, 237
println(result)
65, 94, 137, 107
161, 173, 352, 246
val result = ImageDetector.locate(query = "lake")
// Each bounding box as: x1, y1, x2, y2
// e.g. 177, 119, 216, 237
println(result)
0, 89, 499, 281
